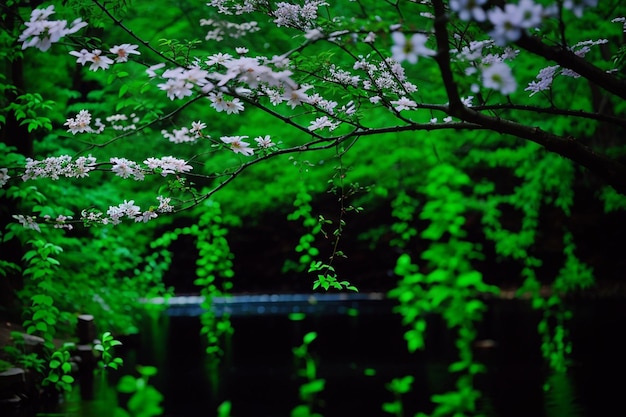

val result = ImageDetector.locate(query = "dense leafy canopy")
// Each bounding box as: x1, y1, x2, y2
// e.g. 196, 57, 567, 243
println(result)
1, 0, 626, 415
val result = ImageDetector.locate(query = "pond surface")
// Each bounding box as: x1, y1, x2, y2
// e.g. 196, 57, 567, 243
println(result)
57, 294, 626, 417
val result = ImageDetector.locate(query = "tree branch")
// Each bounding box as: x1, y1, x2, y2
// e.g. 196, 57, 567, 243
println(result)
431, 0, 626, 194
515, 34, 626, 101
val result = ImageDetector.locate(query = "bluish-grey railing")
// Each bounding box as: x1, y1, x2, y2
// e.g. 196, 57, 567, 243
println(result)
146, 292, 393, 316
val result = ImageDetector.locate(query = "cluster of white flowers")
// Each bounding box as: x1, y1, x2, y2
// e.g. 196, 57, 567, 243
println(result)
22, 155, 97, 181
65, 110, 94, 134
563, 0, 598, 18
326, 65, 361, 88
161, 126, 198, 144
206, 0, 257, 15
208, 92, 245, 114
390, 32, 436, 64
157, 66, 214, 100
63, 109, 105, 135
11, 213, 74, 232
43, 214, 74, 230
110, 157, 145, 180
450, 0, 488, 21
487, 0, 546, 46
482, 62, 517, 95
144, 156, 193, 176
107, 200, 154, 224
109, 156, 192, 180
272, 1, 329, 30
78, 195, 174, 227
354, 56, 418, 98
12, 215, 41, 232
305, 92, 338, 114
390, 97, 418, 112
308, 116, 340, 132
152, 52, 315, 115
221, 136, 254, 156
526, 39, 608, 96
106, 113, 140, 131
255, 135, 275, 149
156, 196, 174, 213
430, 116, 454, 124
69, 44, 140, 71
190, 121, 207, 134
0, 168, 11, 188
18, 5, 87, 52
65, 110, 138, 135
450, 0, 598, 46
215, 135, 277, 155
525, 65, 559, 96
200, 18, 260, 41
7, 1, 616, 232
17, 154, 192, 184
212, 55, 297, 90
450, 39, 519, 95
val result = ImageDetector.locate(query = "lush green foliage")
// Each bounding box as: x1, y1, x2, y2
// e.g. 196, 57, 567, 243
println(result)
2, 0, 626, 415
292, 331, 325, 417
43, 346, 76, 393
94, 331, 124, 371
115, 365, 164, 417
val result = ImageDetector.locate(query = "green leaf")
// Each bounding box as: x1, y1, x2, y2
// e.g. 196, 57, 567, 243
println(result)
288, 312, 306, 321
303, 331, 317, 345
382, 401, 401, 414
32, 294, 53, 305
217, 401, 232, 417
405, 329, 424, 352
114, 408, 132, 417
117, 375, 138, 393
119, 84, 129, 98
291, 404, 312, 417
457, 270, 483, 287
32, 309, 48, 321
448, 360, 467, 373
138, 365, 158, 377
388, 375, 413, 394
300, 379, 325, 396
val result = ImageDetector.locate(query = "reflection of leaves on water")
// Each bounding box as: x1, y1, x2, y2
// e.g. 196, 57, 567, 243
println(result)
544, 373, 585, 417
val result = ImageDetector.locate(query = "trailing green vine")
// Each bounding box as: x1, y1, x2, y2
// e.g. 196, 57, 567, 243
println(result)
473, 144, 594, 374
286, 148, 362, 292
152, 199, 235, 359
291, 331, 325, 417
389, 163, 498, 417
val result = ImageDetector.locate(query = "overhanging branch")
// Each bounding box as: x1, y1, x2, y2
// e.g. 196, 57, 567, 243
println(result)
430, 0, 626, 194
516, 34, 626, 101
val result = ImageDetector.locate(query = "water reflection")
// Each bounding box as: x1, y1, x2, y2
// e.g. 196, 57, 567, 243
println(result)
543, 372, 585, 417
45, 295, 626, 417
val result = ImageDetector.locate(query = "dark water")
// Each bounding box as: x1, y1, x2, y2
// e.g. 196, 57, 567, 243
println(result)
58, 295, 626, 417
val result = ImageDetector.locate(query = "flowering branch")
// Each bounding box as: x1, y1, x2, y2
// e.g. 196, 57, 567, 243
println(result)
4, 0, 626, 233
515, 33, 626, 100
431, 0, 626, 194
